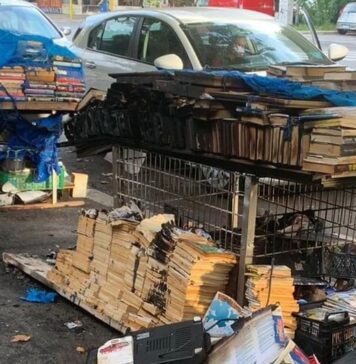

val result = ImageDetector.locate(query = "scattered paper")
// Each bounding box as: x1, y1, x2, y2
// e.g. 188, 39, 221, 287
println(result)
2, 182, 18, 193
11, 335, 31, 343
16, 191, 49, 204
65, 320, 83, 330
203, 291, 251, 337
97, 337, 134, 364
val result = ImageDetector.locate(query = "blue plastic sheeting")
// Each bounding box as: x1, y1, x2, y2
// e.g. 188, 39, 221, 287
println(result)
191, 70, 356, 107
21, 288, 58, 303
0, 30, 77, 68
0, 30, 82, 181
0, 111, 62, 182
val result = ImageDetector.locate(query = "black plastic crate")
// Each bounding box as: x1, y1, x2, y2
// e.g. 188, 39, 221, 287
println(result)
295, 325, 356, 363
304, 248, 356, 279
295, 310, 350, 339
323, 248, 356, 279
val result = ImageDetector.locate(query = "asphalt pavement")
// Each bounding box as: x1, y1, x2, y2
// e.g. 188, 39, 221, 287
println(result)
0, 148, 114, 364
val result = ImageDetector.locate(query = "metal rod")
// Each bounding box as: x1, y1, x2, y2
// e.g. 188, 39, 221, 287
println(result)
112, 146, 119, 208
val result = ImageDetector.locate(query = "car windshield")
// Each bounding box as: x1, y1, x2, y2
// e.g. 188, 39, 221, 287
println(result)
343, 3, 356, 12
183, 20, 331, 71
0, 6, 61, 38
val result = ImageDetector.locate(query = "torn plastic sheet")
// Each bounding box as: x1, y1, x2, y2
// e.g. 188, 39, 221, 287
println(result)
0, 112, 62, 182
21, 288, 58, 303
0, 30, 77, 68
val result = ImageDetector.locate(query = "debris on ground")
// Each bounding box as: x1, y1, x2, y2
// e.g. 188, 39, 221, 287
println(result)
11, 335, 31, 343
64, 320, 83, 332
46, 250, 57, 265
21, 288, 57, 303
76, 346, 85, 354
97, 337, 134, 364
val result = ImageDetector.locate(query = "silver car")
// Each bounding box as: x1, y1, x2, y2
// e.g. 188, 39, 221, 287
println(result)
71, 7, 347, 91
337, 2, 356, 34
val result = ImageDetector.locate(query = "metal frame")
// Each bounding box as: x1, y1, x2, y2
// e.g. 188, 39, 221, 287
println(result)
112, 145, 356, 305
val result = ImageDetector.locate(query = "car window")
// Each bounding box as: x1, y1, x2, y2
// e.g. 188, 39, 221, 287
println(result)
138, 18, 191, 68
0, 6, 61, 38
183, 21, 330, 71
98, 16, 136, 57
73, 26, 83, 42
344, 3, 356, 12
88, 23, 104, 50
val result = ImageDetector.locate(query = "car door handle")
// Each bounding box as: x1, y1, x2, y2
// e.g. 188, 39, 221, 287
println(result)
85, 61, 96, 69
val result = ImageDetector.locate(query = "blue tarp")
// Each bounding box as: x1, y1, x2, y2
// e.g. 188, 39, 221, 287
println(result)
0, 111, 62, 182
0, 30, 82, 181
21, 288, 58, 303
0, 30, 77, 67
190, 69, 356, 107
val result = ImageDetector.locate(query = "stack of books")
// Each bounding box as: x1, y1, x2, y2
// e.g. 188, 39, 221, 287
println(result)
47, 210, 237, 332
164, 240, 237, 322
268, 64, 356, 92
0, 66, 25, 100
0, 57, 85, 103
245, 265, 299, 335
53, 57, 85, 101
301, 107, 356, 177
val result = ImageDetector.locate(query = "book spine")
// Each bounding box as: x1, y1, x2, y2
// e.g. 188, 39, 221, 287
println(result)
341, 143, 356, 156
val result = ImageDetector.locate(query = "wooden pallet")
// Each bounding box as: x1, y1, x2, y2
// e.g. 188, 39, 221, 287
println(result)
2, 252, 128, 334
0, 200, 85, 211
0, 101, 78, 112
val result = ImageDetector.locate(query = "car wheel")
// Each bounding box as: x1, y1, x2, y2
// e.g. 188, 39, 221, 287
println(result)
337, 29, 347, 35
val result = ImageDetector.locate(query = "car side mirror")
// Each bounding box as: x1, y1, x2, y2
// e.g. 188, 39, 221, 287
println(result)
154, 54, 184, 70
328, 43, 348, 62
61, 26, 72, 36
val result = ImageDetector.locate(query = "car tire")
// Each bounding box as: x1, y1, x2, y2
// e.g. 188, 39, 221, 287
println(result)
337, 29, 347, 34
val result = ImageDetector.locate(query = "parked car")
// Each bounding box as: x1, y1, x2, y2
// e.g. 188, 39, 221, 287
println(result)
71, 7, 348, 91
0, 0, 72, 42
337, 2, 356, 34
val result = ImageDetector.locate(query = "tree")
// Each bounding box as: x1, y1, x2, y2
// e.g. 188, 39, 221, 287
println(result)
297, 0, 355, 26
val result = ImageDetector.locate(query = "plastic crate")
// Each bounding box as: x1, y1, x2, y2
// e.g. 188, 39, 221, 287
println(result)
295, 310, 350, 339
0, 167, 65, 191
295, 324, 356, 363
323, 248, 356, 279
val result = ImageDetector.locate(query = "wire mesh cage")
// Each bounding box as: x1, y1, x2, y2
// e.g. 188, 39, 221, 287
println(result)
112, 146, 356, 277
113, 146, 242, 253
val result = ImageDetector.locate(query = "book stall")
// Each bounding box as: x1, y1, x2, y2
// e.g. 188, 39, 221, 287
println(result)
3, 65, 356, 363
0, 30, 89, 208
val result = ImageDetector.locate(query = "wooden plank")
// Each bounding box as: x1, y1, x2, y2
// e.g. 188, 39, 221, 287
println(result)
0, 200, 85, 211
52, 169, 58, 205
0, 101, 78, 111
75, 89, 106, 112
237, 175, 258, 305
71, 173, 88, 198
2, 253, 128, 334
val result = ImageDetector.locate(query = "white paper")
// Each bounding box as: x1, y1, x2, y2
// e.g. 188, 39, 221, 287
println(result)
97, 336, 134, 364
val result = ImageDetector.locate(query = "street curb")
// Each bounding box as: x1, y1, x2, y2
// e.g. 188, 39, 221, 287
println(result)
48, 14, 94, 21
301, 31, 337, 35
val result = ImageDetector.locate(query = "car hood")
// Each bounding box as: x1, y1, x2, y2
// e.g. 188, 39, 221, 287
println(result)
53, 36, 72, 49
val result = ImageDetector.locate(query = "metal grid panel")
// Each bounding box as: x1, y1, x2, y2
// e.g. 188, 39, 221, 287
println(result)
256, 179, 356, 258
113, 147, 242, 253
113, 147, 356, 262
